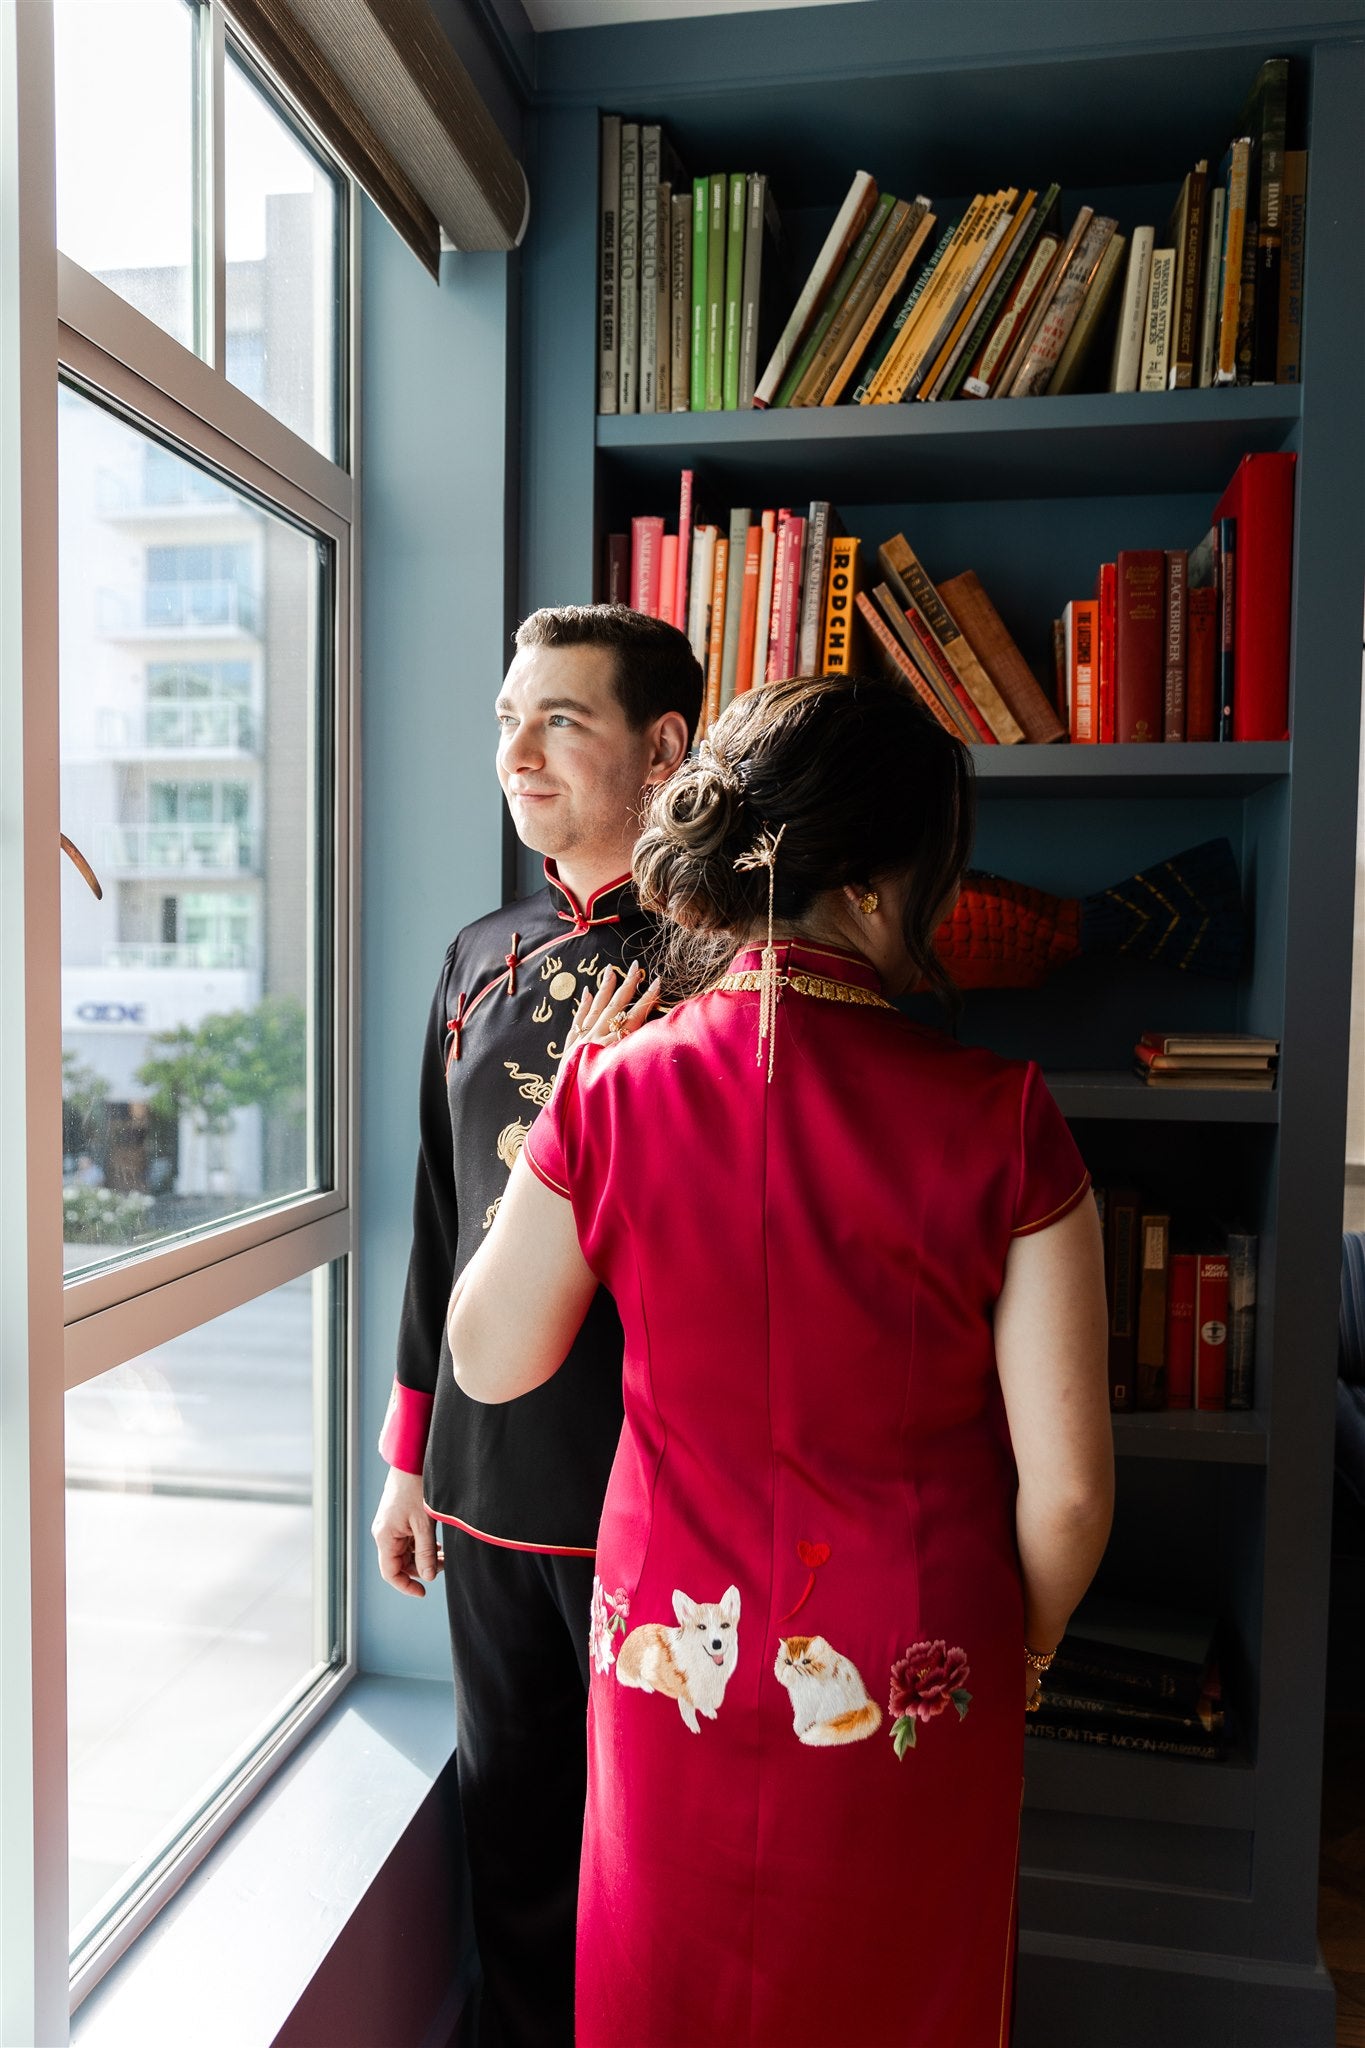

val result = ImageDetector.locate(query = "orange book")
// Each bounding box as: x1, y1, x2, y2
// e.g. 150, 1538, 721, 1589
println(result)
1068, 598, 1099, 743
821, 535, 861, 672
855, 589, 961, 736
732, 524, 764, 697
704, 537, 730, 730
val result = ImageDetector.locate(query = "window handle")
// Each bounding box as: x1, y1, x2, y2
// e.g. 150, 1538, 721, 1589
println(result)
60, 832, 103, 901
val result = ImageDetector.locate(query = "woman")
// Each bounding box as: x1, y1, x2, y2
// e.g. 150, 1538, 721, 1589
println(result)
447, 674, 1113, 2046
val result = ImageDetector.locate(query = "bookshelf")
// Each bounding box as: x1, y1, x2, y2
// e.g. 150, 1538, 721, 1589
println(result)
519, 5, 1365, 2039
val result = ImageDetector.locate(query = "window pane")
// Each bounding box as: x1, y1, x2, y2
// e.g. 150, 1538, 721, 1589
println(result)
54, 0, 199, 353
225, 49, 342, 460
60, 385, 332, 1276
66, 1266, 344, 1963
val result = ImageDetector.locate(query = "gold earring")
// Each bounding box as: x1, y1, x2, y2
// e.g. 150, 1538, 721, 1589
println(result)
857, 890, 879, 915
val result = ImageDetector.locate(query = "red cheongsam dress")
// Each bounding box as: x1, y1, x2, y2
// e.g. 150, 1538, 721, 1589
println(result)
522, 937, 1091, 2048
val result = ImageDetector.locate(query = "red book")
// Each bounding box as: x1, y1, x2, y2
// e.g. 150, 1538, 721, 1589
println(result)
1094, 561, 1116, 744
1068, 598, 1098, 744
674, 469, 694, 636
1186, 583, 1218, 741
1115, 549, 1165, 742
1211, 452, 1296, 741
1103, 1185, 1140, 1412
1194, 1254, 1229, 1410
657, 532, 679, 628
768, 512, 806, 682
631, 515, 665, 614
1165, 1252, 1197, 1409
604, 531, 629, 604
855, 590, 960, 735
765, 513, 793, 683
733, 524, 764, 698
1163, 549, 1187, 741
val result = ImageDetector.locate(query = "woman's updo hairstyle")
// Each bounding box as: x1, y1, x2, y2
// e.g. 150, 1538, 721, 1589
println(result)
634, 672, 975, 1005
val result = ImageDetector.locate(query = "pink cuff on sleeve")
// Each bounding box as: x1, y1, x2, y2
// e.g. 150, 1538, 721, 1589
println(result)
378, 1379, 434, 1475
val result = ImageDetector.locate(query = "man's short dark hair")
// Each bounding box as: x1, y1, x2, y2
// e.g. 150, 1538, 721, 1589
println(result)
514, 604, 703, 746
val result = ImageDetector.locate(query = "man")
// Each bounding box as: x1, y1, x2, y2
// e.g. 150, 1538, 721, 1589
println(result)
371, 604, 701, 2047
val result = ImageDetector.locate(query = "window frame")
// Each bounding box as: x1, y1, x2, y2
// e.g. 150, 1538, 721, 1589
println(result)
2, 0, 363, 2017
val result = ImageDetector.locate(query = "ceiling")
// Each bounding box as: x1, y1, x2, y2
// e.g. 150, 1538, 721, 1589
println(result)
521, 0, 869, 32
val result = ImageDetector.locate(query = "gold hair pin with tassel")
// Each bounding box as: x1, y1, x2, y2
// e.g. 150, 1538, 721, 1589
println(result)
733, 822, 788, 1083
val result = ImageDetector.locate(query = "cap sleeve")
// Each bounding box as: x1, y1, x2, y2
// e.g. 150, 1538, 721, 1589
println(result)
1013, 1061, 1091, 1237
521, 1044, 587, 1200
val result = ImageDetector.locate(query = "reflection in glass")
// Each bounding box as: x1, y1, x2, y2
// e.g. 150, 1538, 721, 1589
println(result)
59, 386, 330, 1276
66, 1269, 341, 1959
53, 0, 198, 351
225, 50, 342, 460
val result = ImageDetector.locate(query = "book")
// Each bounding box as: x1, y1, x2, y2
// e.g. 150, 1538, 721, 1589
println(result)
880, 192, 1003, 403
1196, 184, 1225, 388
603, 531, 628, 605
737, 172, 774, 411
777, 191, 898, 408
936, 571, 1066, 745
991, 205, 1094, 399
1243, 57, 1291, 384
1094, 560, 1116, 744
1166, 162, 1209, 390
1037, 1686, 1222, 1738
705, 173, 727, 411
670, 191, 692, 410
1138, 245, 1175, 391
1212, 452, 1295, 740
1194, 1253, 1229, 1410
766, 511, 806, 682
937, 183, 1060, 403
1216, 514, 1236, 739
1104, 1184, 1140, 1412
854, 216, 959, 403
878, 535, 1023, 743
1225, 1230, 1258, 1410
1049, 230, 1126, 395
755, 169, 878, 407
751, 511, 778, 690
1115, 550, 1164, 742
639, 124, 661, 413
598, 115, 621, 413
1067, 599, 1097, 744
1136, 1211, 1170, 1409
618, 122, 641, 415
856, 589, 963, 736
722, 171, 747, 412
1185, 528, 1219, 741
1109, 226, 1153, 393
656, 179, 672, 412
797, 501, 834, 673
1051, 616, 1066, 710
825, 204, 936, 406
717, 507, 750, 712
870, 574, 990, 743
630, 515, 664, 615
1062, 1594, 1218, 1698
657, 533, 678, 629
687, 522, 717, 673
1139, 1032, 1280, 1056
1134, 1048, 1276, 1073
690, 177, 708, 412
797, 196, 918, 406
703, 535, 729, 729
1008, 213, 1117, 398
1165, 1252, 1197, 1409
962, 225, 1062, 398
924, 190, 1036, 401
1024, 1718, 1225, 1763
1214, 137, 1251, 385
674, 467, 694, 636
1136, 1069, 1275, 1090
732, 522, 764, 699
1163, 548, 1187, 741
1276, 149, 1306, 384
822, 535, 861, 673
910, 191, 1023, 402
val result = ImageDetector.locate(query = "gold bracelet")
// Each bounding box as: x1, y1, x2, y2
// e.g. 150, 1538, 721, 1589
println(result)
1024, 1644, 1057, 1672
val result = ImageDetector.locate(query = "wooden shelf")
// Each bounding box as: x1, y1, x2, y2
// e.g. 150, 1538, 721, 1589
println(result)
1024, 1736, 1256, 1828
596, 387, 1300, 504
1045, 1071, 1280, 1122
1113, 1410, 1268, 1464
973, 741, 1289, 797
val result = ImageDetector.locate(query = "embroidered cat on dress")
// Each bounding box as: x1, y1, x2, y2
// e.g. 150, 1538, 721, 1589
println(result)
615, 1587, 740, 1734
774, 1635, 883, 1746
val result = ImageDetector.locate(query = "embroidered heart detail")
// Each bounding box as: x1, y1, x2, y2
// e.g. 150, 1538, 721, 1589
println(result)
797, 1540, 831, 1569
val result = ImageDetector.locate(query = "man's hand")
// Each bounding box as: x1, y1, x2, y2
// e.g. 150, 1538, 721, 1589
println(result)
371, 1467, 442, 1597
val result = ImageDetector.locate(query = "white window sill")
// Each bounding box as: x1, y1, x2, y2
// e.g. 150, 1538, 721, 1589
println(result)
71, 1675, 468, 2048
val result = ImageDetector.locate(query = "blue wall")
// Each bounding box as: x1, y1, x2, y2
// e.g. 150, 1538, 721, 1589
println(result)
357, 196, 514, 1679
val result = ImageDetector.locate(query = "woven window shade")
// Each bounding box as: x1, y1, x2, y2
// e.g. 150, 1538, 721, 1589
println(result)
226, 0, 529, 279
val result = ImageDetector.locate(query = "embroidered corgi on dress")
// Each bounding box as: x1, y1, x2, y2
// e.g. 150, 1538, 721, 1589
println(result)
615, 1587, 740, 1734
774, 1635, 883, 1746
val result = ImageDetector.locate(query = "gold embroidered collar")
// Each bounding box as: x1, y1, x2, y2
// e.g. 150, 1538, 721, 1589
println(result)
710, 967, 894, 1011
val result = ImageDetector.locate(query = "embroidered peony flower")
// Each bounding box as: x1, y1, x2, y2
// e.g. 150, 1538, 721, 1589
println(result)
588, 1577, 618, 1676
888, 1640, 972, 1758
603, 1587, 630, 1636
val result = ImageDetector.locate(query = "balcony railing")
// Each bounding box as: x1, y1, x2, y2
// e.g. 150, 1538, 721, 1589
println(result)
96, 466, 235, 517
97, 582, 260, 636
100, 824, 261, 875
103, 942, 256, 971
96, 704, 259, 754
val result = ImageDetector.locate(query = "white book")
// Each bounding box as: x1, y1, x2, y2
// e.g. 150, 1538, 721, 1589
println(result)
751, 521, 777, 690
1139, 246, 1175, 393
597, 115, 621, 414
688, 524, 716, 669
1109, 224, 1154, 393
754, 169, 877, 407
1196, 185, 1225, 389
670, 193, 692, 411
618, 122, 640, 415
638, 124, 661, 414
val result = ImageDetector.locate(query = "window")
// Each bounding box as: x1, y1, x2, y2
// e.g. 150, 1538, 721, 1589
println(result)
13, 0, 358, 2009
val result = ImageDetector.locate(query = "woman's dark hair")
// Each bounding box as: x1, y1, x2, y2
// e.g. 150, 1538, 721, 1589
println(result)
515, 603, 704, 747
633, 673, 975, 1006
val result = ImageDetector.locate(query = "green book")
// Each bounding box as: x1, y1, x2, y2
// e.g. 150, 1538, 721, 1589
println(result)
705, 173, 727, 411
938, 183, 1060, 403
774, 190, 896, 409
852, 216, 960, 403
722, 173, 747, 412
690, 177, 708, 412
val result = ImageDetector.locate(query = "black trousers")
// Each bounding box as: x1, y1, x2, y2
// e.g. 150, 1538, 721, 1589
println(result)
443, 1527, 596, 2048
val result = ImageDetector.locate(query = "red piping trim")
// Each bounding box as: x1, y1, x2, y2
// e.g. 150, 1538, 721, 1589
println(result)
522, 1144, 570, 1199
442, 929, 583, 1071
544, 860, 632, 935
425, 1506, 596, 1557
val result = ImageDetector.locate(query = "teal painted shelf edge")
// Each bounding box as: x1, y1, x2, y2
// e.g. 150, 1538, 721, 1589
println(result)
972, 742, 1289, 795
1046, 1072, 1280, 1122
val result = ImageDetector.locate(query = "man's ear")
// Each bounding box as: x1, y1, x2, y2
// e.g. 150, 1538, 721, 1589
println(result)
643, 711, 690, 783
